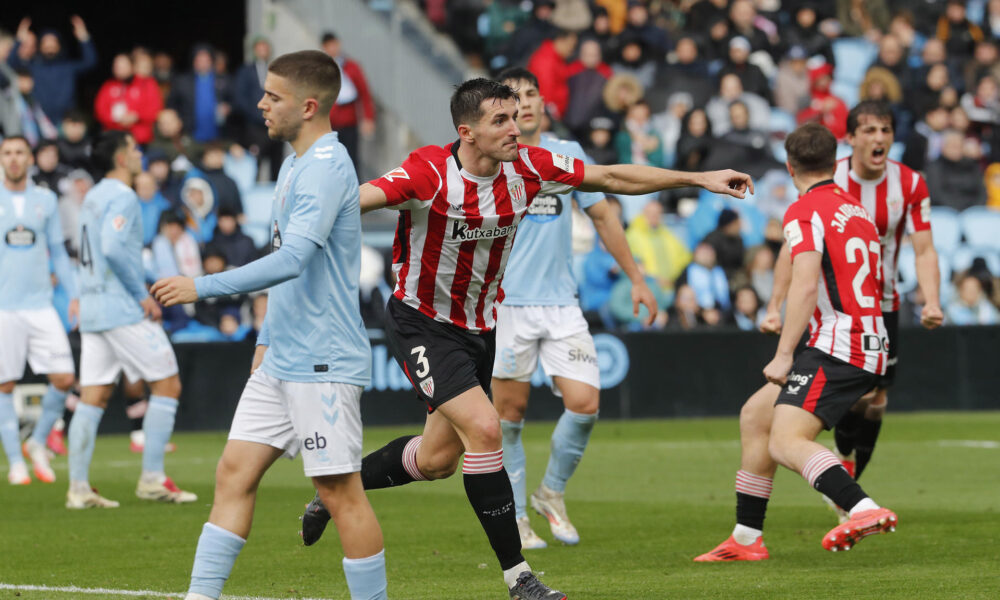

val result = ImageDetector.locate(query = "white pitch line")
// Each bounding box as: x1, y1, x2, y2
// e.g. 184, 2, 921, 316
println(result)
0, 583, 335, 600
937, 440, 1000, 449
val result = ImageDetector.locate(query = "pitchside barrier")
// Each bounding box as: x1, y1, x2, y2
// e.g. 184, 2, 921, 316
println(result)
16, 326, 1000, 434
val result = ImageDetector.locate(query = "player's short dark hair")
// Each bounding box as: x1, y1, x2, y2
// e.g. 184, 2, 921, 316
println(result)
0, 135, 31, 151
496, 67, 539, 91
91, 130, 132, 174
785, 122, 837, 175
847, 100, 895, 135
320, 31, 338, 45
268, 50, 341, 114
450, 78, 518, 130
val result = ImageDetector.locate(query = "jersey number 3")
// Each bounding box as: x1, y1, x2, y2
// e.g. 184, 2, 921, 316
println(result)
410, 346, 430, 378
846, 237, 882, 308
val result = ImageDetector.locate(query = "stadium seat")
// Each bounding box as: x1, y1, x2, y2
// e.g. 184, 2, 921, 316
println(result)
242, 183, 275, 249
687, 190, 766, 247
768, 108, 796, 135
950, 245, 1000, 276
888, 142, 904, 162
897, 244, 953, 303
959, 206, 1000, 250
930, 206, 962, 255
830, 78, 860, 110
832, 38, 878, 86
836, 142, 853, 161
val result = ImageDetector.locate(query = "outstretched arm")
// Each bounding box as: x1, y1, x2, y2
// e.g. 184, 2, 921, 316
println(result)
578, 164, 754, 199
360, 183, 387, 214
151, 233, 318, 305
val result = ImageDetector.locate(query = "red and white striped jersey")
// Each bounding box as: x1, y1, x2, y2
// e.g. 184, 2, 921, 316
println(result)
834, 158, 932, 312
370, 142, 585, 332
782, 181, 888, 375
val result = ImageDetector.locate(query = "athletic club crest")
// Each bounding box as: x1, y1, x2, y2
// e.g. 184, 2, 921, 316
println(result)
419, 376, 435, 398
508, 181, 525, 203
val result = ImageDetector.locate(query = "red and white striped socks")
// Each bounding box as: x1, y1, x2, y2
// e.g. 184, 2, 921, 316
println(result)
736, 469, 773, 499
402, 435, 428, 481
734, 470, 773, 545
462, 449, 504, 475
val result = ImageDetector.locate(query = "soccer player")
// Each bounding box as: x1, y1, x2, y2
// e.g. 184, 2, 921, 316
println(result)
69, 130, 193, 509
489, 68, 656, 548
0, 135, 79, 485
829, 101, 943, 503
298, 77, 751, 599
695, 122, 897, 561
151, 50, 388, 600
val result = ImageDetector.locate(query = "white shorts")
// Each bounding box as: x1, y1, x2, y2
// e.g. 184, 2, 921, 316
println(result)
0, 308, 74, 383
229, 369, 363, 477
493, 304, 600, 394
80, 320, 179, 386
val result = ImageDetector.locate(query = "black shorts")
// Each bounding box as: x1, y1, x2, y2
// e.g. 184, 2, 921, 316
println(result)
384, 296, 495, 412
876, 311, 899, 389
775, 348, 879, 430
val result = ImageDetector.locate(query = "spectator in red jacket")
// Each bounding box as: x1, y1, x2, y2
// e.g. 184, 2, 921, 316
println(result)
796, 62, 848, 140
94, 53, 162, 144
321, 31, 375, 174
527, 29, 578, 119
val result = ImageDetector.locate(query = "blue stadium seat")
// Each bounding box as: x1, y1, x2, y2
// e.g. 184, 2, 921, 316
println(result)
768, 108, 796, 135
959, 206, 1000, 250
951, 245, 1000, 276
836, 142, 853, 161
888, 142, 904, 162
242, 183, 275, 249
897, 244, 953, 303
687, 190, 766, 247
770, 138, 787, 163
929, 206, 962, 255
830, 79, 859, 110
832, 38, 878, 86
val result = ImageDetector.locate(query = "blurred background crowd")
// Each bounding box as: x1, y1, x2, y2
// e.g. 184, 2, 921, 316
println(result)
2, 0, 1000, 342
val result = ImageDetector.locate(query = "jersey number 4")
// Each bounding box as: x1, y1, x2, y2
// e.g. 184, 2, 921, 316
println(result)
846, 237, 882, 308
80, 224, 94, 274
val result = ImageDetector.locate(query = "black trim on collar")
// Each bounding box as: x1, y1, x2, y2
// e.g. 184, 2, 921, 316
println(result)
450, 140, 462, 169
807, 179, 835, 193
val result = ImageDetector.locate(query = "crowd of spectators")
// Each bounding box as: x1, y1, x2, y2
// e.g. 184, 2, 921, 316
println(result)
0, 17, 381, 341
3, 4, 1000, 339
431, 0, 1000, 330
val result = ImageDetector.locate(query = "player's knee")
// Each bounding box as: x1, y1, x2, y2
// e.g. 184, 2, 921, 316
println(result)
151, 375, 181, 400
865, 391, 888, 419
420, 453, 460, 480
767, 432, 793, 465
49, 373, 75, 391
740, 402, 770, 437
466, 415, 503, 451
566, 391, 599, 415
214, 454, 256, 496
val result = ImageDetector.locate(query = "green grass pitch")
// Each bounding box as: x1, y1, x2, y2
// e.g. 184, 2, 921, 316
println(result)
1, 412, 998, 599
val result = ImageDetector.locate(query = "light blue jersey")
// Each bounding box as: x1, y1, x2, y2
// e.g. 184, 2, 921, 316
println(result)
0, 184, 78, 310
502, 137, 603, 306
196, 133, 371, 385
78, 179, 148, 332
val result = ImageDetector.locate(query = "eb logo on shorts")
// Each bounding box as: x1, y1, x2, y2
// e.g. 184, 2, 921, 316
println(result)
303, 432, 327, 451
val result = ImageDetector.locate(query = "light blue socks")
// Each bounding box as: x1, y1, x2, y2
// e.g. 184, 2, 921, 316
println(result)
68, 402, 104, 483
501, 419, 527, 518
188, 523, 246, 599
30, 385, 67, 445
343, 549, 388, 600
542, 409, 598, 493
142, 395, 178, 475
0, 392, 25, 466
